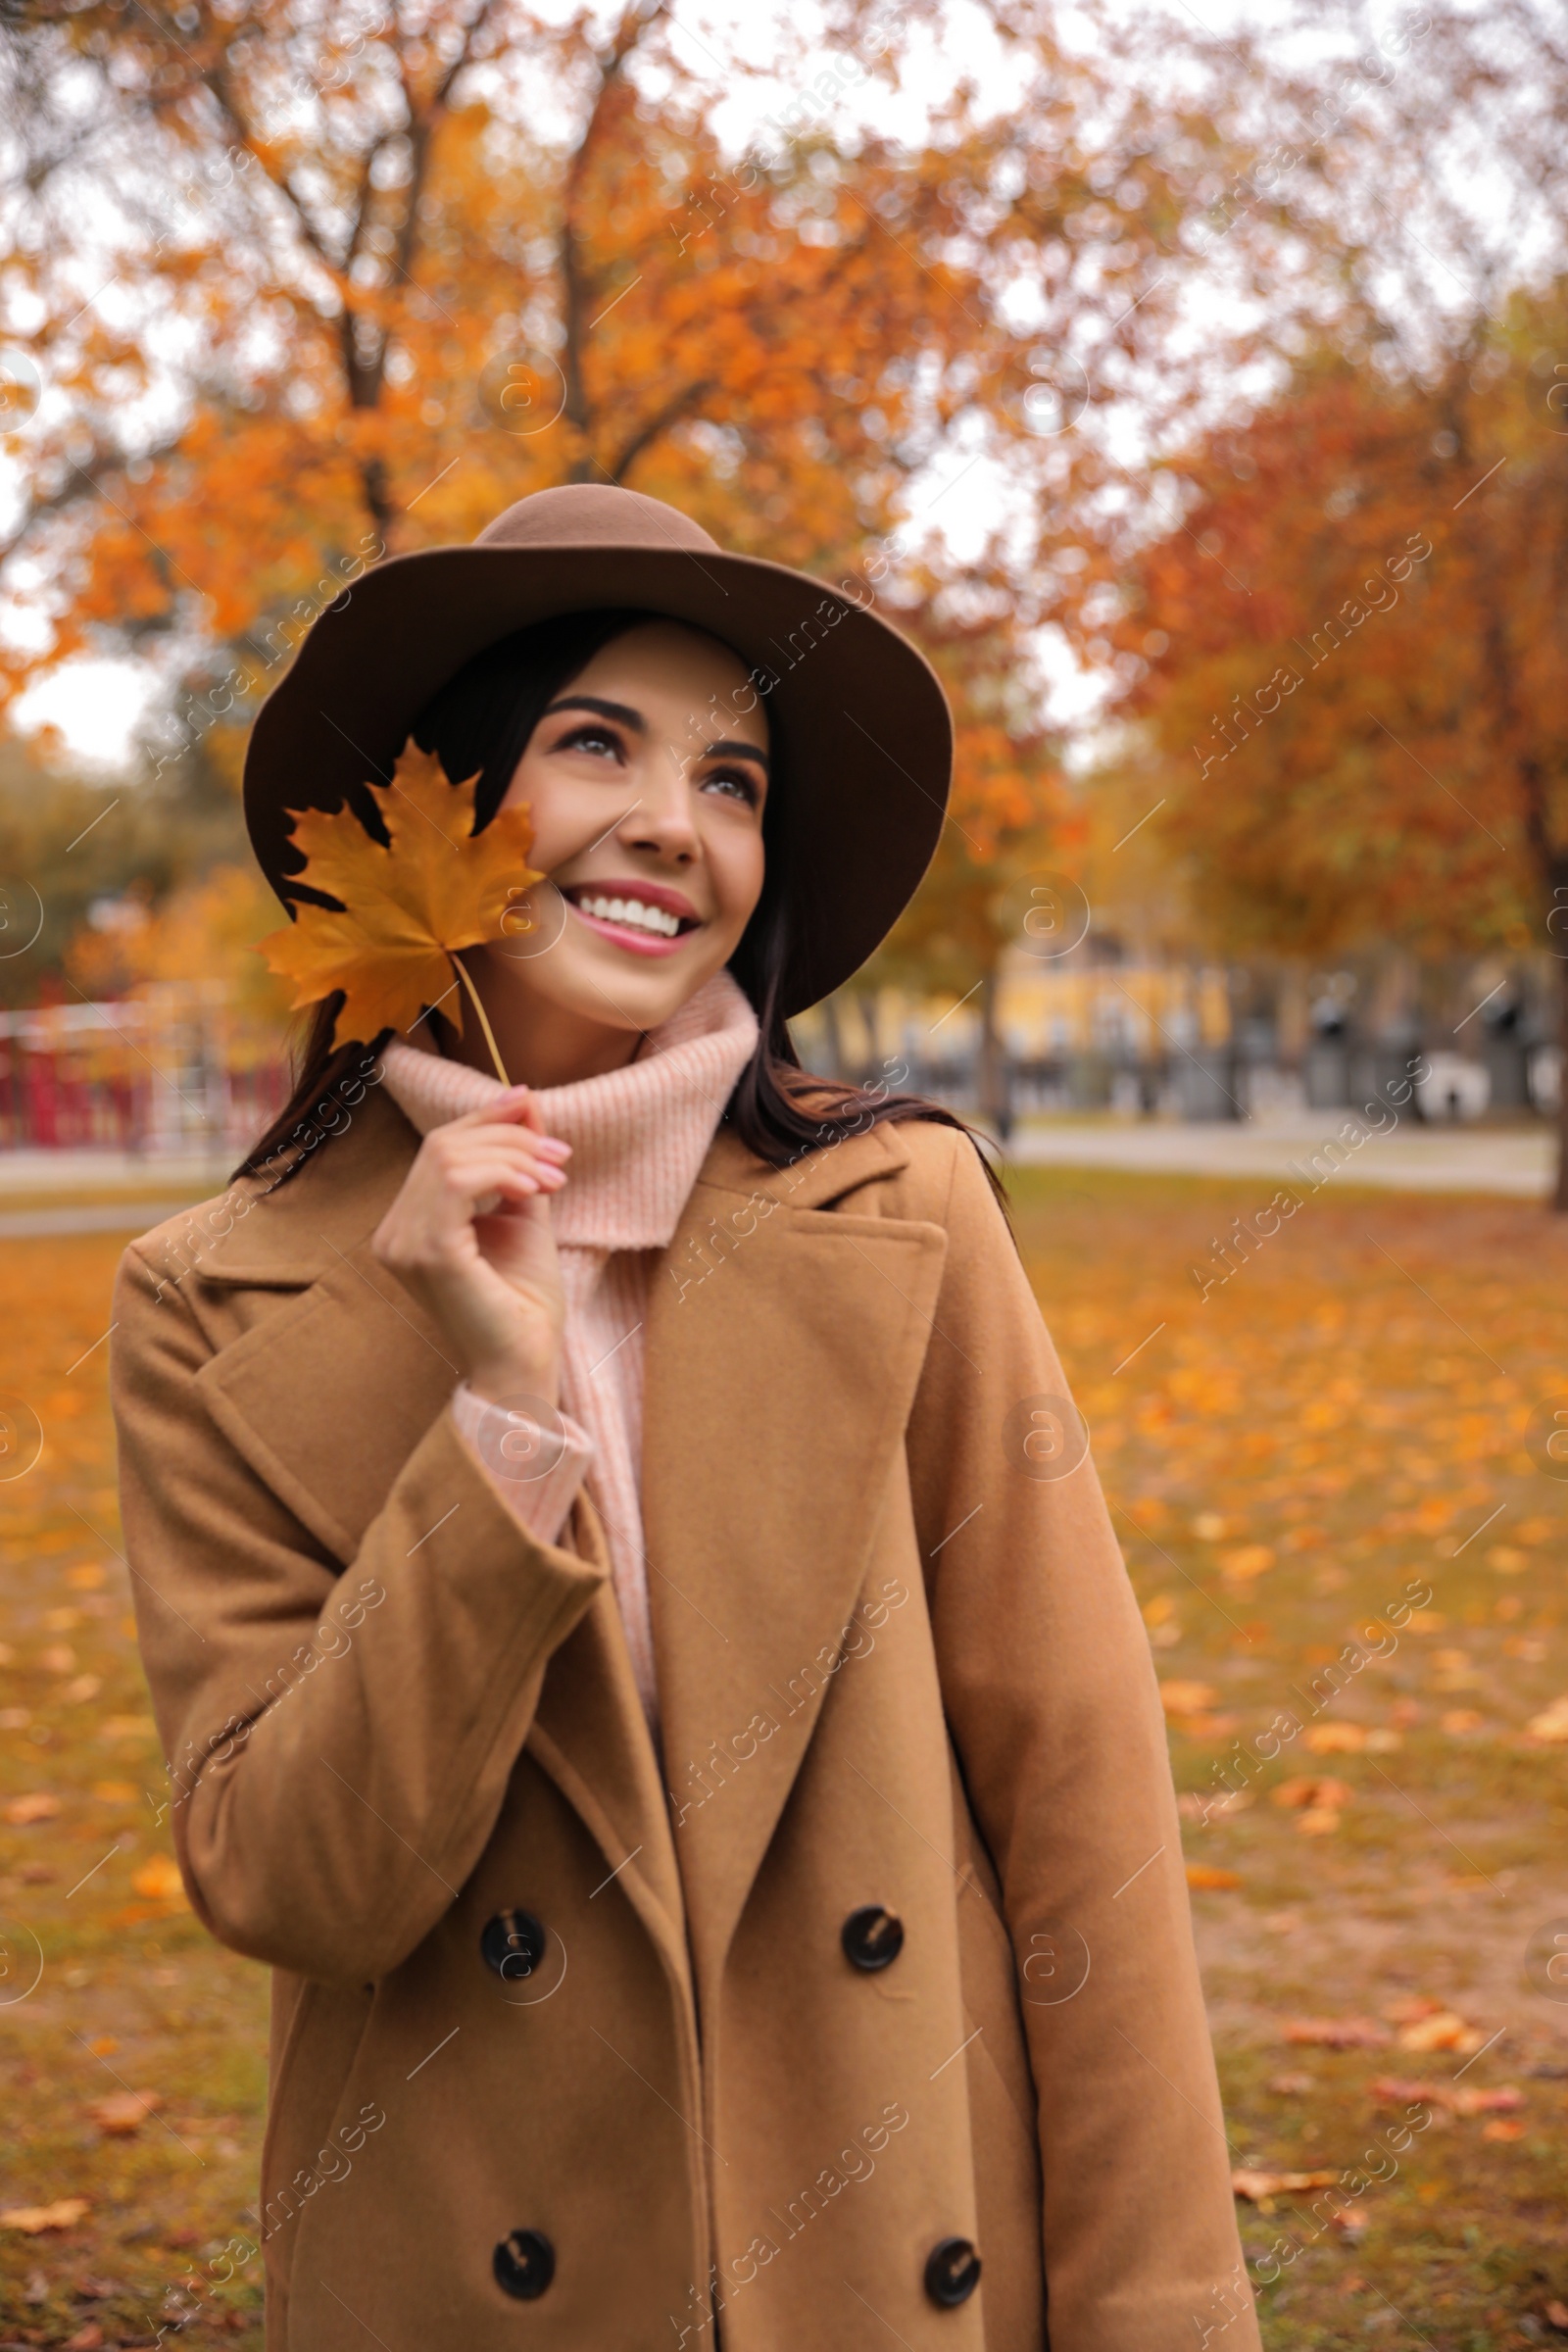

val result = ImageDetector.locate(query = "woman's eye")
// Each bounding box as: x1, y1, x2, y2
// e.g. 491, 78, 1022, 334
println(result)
703, 768, 760, 806
558, 723, 621, 760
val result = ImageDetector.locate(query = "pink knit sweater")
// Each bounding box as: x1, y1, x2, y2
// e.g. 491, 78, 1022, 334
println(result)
379, 969, 760, 1738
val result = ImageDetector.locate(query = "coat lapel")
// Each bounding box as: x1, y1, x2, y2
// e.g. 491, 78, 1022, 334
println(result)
641, 1122, 949, 2004
186, 1092, 688, 1984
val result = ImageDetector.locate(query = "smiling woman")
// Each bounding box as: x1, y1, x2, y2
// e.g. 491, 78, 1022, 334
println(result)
237, 582, 974, 1180
109, 483, 1257, 2352
421, 615, 772, 1088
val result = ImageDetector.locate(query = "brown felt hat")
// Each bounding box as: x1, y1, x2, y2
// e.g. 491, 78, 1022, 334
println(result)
242, 483, 954, 1014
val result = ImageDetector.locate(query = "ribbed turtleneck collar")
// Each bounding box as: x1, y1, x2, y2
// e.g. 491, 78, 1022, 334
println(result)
378, 967, 760, 1253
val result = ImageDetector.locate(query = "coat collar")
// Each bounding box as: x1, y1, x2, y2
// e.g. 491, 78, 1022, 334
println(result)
188, 1094, 946, 2007
182, 1087, 418, 1290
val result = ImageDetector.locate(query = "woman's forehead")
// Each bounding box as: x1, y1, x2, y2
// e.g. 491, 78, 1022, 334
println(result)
566, 619, 765, 729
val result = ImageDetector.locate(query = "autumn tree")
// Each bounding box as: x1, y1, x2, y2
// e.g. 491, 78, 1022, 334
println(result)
1088, 290, 1568, 1187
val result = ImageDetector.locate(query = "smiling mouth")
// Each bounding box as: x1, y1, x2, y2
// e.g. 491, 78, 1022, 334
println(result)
561, 887, 700, 941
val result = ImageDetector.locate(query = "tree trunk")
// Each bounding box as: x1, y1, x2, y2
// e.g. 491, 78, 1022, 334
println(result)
1554, 951, 1568, 1211
977, 965, 1012, 1147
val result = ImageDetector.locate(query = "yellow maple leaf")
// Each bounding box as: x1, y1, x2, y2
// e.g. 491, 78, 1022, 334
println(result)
258, 746, 543, 1058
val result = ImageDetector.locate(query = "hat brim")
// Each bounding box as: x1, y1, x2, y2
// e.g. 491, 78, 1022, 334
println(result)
242, 539, 953, 1016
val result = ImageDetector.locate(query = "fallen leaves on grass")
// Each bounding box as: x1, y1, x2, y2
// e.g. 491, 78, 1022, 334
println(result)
1301, 1722, 1405, 1755
1525, 1695, 1568, 1742
1371, 2076, 1524, 2116
98, 1714, 156, 1741
64, 2324, 105, 2350
129, 1855, 187, 1906
86, 2090, 165, 2136
1396, 2009, 1484, 2054
1284, 2016, 1391, 2048
1272, 1776, 1355, 1808
1271, 1773, 1353, 1834
1218, 1544, 1275, 1584
1185, 1863, 1242, 1890
1231, 2167, 1338, 2208
1303, 1722, 1369, 1752
1268, 2071, 1313, 2094
0, 2197, 90, 2233
1159, 1680, 1219, 1718
3, 1792, 61, 1825
1543, 2301, 1568, 2332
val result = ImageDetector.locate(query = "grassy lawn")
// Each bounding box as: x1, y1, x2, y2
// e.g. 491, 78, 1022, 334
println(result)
0, 1165, 1564, 2347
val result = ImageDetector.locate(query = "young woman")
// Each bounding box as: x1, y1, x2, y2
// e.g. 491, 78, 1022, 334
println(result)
112, 485, 1257, 2352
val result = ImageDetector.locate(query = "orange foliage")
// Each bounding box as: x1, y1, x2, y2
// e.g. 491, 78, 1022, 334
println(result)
65, 864, 291, 1022
1093, 288, 1568, 958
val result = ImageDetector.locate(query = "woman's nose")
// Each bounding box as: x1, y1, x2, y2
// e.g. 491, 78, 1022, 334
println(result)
618, 747, 700, 860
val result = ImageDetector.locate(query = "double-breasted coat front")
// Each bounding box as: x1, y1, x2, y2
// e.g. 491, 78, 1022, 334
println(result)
111, 1084, 1259, 2352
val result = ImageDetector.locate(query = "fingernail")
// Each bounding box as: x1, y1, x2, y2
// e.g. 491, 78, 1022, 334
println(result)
537, 1138, 571, 1159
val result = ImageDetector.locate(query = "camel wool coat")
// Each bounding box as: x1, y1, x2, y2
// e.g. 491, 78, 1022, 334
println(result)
111, 1087, 1258, 2352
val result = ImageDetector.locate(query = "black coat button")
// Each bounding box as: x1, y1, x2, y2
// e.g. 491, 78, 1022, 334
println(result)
924, 2236, 981, 2308
481, 1909, 547, 1981
842, 1904, 904, 1971
494, 2229, 555, 2300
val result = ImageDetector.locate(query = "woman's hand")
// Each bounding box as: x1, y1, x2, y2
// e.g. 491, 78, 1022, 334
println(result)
370, 1089, 570, 1407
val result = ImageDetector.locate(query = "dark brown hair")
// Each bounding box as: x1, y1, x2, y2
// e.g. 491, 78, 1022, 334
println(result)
237, 608, 999, 1195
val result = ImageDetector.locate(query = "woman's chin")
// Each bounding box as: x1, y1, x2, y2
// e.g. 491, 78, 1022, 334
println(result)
501, 940, 724, 1038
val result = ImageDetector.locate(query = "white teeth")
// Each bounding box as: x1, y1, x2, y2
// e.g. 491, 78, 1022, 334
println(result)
575, 893, 683, 938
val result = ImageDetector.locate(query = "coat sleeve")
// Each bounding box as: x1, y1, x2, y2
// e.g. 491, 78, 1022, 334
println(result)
903, 1131, 1256, 2352
110, 1248, 607, 1990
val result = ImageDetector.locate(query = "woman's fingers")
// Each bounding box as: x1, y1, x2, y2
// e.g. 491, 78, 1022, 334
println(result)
443, 1088, 569, 1152
456, 1123, 570, 1162
420, 1125, 569, 1177
411, 1130, 569, 1206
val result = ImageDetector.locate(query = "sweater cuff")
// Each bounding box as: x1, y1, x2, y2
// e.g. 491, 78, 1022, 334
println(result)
448, 1385, 594, 1550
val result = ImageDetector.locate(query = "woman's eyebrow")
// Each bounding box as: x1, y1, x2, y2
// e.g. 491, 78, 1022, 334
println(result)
542, 694, 647, 732
703, 735, 770, 775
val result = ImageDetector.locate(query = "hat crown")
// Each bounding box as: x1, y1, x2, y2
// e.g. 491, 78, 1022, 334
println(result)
474, 483, 720, 557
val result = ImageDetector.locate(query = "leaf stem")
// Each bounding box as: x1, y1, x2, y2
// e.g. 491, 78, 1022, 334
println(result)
451, 954, 512, 1087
